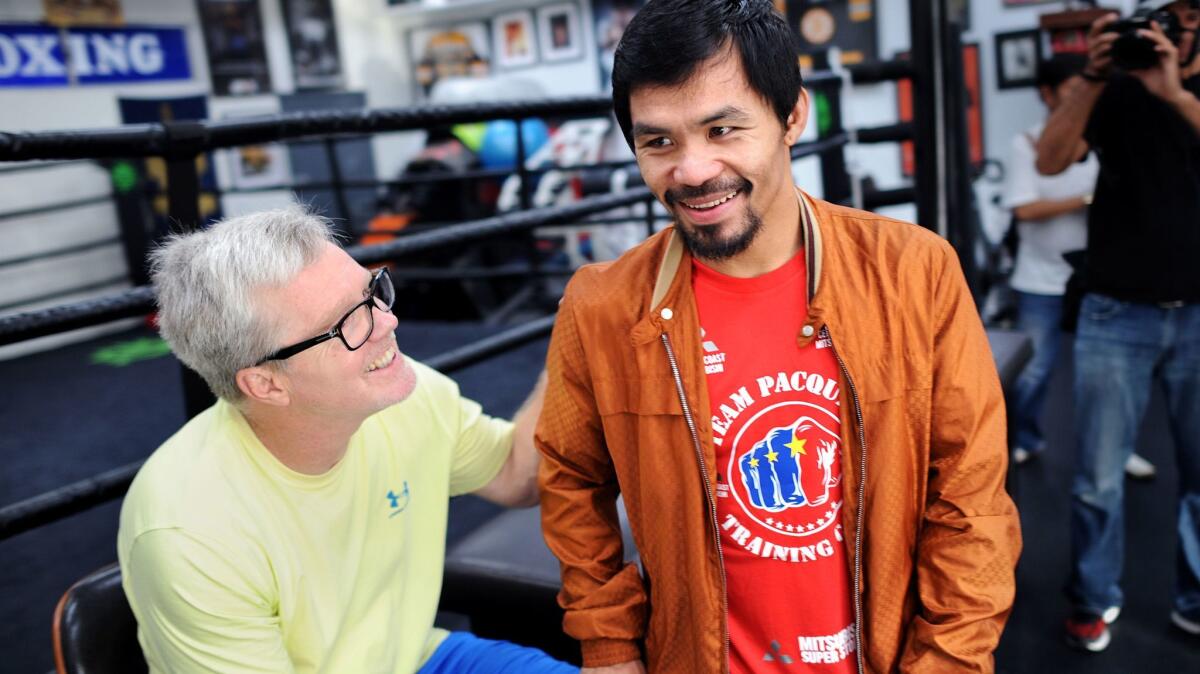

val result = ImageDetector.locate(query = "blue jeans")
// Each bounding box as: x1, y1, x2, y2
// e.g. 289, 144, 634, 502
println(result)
419, 632, 577, 674
1068, 293, 1200, 619
1012, 291, 1065, 451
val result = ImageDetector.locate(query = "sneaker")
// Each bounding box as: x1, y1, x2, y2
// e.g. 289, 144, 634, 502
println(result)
1124, 453, 1157, 480
1171, 610, 1200, 635
1065, 612, 1111, 652
1102, 605, 1121, 624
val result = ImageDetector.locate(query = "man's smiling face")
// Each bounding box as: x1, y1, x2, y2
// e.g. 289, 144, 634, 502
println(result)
630, 45, 805, 262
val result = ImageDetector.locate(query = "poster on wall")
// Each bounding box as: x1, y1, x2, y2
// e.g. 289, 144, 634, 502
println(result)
592, 0, 643, 90
537, 2, 584, 63
43, 0, 122, 26
220, 108, 291, 190
896, 43, 983, 177
281, 0, 343, 90
196, 0, 272, 96
493, 9, 537, 69
408, 21, 490, 99
785, 0, 877, 70
994, 28, 1041, 89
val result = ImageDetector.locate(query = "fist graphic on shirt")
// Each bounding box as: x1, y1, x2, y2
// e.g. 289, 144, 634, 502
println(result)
739, 419, 840, 512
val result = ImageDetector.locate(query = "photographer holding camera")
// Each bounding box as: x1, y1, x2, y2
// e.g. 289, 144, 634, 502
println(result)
1035, 0, 1200, 653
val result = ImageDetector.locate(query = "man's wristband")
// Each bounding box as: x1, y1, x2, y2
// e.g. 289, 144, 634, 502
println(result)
1080, 69, 1108, 84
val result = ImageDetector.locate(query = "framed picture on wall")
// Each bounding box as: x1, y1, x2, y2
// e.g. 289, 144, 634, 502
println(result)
784, 0, 878, 71
281, 0, 344, 90
994, 28, 1042, 89
493, 9, 537, 69
196, 0, 272, 96
538, 2, 584, 62
592, 0, 643, 89
408, 21, 491, 98
219, 107, 291, 190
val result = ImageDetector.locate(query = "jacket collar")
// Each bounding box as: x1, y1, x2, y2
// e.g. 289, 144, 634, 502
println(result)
649, 187, 824, 312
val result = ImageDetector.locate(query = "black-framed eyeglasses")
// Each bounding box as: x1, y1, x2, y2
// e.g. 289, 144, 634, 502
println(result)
256, 267, 395, 364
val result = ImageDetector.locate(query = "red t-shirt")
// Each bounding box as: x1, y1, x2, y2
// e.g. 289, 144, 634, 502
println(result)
693, 252, 856, 672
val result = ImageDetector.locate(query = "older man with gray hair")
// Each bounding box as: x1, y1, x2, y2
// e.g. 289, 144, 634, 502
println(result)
117, 207, 573, 673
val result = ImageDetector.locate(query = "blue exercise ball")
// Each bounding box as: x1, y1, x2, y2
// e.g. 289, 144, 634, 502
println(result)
478, 119, 550, 170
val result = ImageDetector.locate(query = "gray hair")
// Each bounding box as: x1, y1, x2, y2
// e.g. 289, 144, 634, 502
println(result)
149, 206, 337, 402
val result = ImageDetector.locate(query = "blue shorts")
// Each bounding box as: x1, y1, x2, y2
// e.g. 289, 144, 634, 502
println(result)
419, 632, 578, 674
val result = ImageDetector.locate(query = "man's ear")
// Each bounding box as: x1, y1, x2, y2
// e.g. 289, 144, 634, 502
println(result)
236, 365, 291, 407
783, 87, 811, 146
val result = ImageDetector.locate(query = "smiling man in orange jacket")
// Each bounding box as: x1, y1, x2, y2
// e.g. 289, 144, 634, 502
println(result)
534, 1, 1021, 672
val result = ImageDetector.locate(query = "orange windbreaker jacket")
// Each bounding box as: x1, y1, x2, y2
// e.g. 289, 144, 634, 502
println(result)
536, 192, 1022, 673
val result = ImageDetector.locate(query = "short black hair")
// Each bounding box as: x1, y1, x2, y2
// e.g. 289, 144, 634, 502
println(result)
611, 0, 803, 147
1035, 53, 1087, 90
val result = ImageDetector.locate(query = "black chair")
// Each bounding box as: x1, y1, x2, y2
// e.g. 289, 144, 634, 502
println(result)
52, 563, 146, 674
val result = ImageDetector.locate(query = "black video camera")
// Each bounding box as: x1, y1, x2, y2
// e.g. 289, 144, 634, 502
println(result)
1105, 3, 1193, 69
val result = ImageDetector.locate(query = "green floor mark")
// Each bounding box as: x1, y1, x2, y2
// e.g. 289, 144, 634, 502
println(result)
91, 337, 172, 367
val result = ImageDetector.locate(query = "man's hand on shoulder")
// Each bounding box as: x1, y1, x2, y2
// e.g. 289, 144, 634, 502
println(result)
581, 661, 646, 674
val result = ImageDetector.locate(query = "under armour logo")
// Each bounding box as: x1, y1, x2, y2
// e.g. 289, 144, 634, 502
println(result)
386, 482, 410, 517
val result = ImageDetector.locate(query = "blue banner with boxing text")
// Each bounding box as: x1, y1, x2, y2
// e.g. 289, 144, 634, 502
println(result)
0, 24, 190, 86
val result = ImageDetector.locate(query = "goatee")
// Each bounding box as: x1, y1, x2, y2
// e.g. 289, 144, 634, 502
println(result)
677, 209, 763, 261
666, 176, 760, 261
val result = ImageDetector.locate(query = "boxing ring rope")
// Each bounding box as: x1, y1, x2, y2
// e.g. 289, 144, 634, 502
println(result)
0, 99, 616, 160
0, 314, 558, 542
0, 188, 653, 346
0, 123, 905, 347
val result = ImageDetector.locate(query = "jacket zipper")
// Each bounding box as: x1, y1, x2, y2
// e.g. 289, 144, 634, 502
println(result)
825, 325, 867, 674
660, 332, 730, 673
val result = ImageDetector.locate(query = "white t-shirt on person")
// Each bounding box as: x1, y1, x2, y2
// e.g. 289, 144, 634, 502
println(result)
1002, 122, 1095, 295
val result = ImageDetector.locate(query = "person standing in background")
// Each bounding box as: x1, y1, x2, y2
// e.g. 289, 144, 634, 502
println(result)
1004, 54, 1157, 478
1035, 0, 1200, 651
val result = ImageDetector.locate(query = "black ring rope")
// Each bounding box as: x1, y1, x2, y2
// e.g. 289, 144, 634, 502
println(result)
0, 97, 615, 160
346, 187, 652, 266
0, 125, 869, 343
0, 58, 913, 162
0, 187, 656, 345
0, 314, 557, 542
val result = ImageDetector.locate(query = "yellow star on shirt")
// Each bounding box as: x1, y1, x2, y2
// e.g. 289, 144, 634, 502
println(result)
765, 450, 779, 463
786, 435, 807, 457
748, 457, 760, 468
